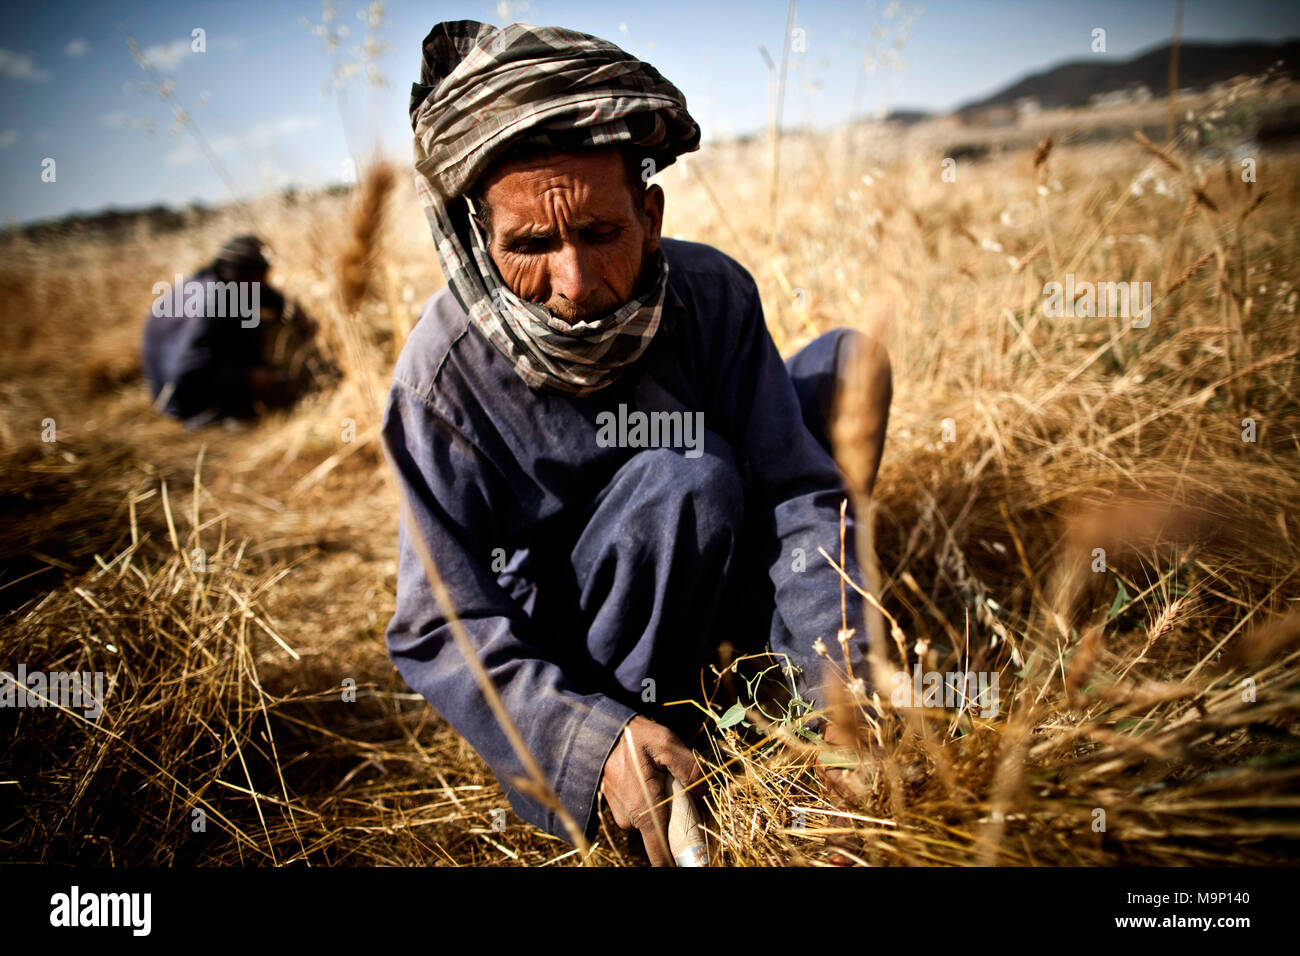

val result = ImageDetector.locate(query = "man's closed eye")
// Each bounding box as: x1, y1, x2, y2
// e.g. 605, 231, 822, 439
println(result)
508, 227, 622, 254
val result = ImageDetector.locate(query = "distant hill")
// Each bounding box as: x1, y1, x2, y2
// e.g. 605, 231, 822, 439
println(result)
956, 38, 1299, 116
3, 182, 355, 243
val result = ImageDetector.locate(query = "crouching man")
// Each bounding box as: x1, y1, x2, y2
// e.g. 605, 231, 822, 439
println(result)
384, 20, 891, 864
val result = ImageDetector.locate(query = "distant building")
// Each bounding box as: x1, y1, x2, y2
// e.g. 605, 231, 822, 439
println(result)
1089, 84, 1155, 108
1015, 97, 1042, 120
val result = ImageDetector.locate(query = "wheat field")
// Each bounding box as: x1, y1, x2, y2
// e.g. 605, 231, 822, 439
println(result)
2, 76, 1298, 866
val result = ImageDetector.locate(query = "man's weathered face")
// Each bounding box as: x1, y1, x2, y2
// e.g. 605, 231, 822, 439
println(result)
475, 147, 665, 325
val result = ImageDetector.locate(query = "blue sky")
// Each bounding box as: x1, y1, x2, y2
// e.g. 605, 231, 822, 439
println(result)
1, 0, 1296, 225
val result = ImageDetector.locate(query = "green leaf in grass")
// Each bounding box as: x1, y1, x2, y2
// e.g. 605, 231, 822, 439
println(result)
1107, 580, 1131, 621
717, 703, 747, 729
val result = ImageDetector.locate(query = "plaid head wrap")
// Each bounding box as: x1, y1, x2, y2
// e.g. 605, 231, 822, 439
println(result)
409, 20, 702, 396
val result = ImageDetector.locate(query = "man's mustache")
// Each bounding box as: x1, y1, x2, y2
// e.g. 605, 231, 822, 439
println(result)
540, 243, 658, 324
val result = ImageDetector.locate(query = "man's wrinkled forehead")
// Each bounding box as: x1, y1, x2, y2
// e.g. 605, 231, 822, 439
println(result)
480, 148, 635, 228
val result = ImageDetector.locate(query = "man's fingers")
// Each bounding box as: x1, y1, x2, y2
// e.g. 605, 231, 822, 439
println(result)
659, 746, 704, 792
630, 770, 672, 866
818, 763, 868, 802
639, 823, 674, 867
600, 782, 631, 831
643, 726, 703, 788
635, 776, 674, 866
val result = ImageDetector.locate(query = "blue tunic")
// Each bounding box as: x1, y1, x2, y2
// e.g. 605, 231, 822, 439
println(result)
140, 270, 282, 427
382, 237, 869, 842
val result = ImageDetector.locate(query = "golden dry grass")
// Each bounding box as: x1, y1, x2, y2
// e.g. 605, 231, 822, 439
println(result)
1, 79, 1298, 865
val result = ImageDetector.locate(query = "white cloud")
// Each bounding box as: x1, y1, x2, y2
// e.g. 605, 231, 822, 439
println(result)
163, 113, 323, 166
497, 1, 533, 21
141, 38, 191, 72
139, 34, 242, 72
0, 48, 50, 82
65, 39, 89, 57
244, 114, 321, 148
0, 129, 20, 150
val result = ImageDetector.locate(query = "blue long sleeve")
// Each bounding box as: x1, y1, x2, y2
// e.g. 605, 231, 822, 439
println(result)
382, 378, 638, 841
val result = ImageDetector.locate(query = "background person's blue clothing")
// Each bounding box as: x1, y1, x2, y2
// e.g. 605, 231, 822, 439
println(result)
141, 270, 281, 427
382, 237, 870, 842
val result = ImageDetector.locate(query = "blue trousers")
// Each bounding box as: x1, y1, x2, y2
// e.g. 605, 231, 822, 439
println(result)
497, 327, 872, 739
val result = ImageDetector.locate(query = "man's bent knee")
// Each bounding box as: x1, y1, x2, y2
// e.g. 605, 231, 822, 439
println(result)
615, 441, 744, 541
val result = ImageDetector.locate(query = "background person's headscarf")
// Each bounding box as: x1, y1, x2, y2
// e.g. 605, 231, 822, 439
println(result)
409, 20, 702, 396
208, 235, 269, 281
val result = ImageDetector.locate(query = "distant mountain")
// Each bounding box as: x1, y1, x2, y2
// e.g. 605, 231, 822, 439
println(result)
884, 109, 933, 126
956, 39, 1299, 116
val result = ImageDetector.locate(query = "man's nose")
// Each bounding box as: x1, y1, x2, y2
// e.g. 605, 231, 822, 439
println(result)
548, 242, 600, 310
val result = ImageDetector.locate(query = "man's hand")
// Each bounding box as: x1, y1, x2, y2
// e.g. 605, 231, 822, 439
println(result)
600, 715, 703, 866
815, 717, 869, 803
247, 366, 292, 406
